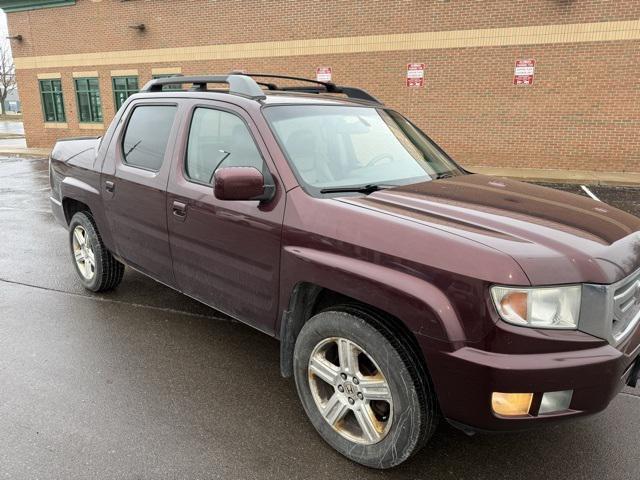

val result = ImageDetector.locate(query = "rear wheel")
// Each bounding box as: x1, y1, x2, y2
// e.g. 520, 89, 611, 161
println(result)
69, 211, 124, 292
293, 308, 438, 468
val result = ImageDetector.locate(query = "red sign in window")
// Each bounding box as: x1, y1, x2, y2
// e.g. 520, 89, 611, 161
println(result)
406, 63, 425, 87
514, 59, 536, 85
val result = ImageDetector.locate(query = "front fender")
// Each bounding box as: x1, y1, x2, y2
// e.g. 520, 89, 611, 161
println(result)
279, 246, 467, 345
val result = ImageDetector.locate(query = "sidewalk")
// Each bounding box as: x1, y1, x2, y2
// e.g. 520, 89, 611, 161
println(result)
469, 166, 640, 186
0, 147, 51, 158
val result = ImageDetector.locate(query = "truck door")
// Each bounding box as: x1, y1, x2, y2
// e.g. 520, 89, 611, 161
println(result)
101, 100, 180, 286
166, 100, 285, 334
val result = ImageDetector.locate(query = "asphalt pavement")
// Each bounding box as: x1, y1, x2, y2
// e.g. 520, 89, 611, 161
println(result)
1, 156, 640, 479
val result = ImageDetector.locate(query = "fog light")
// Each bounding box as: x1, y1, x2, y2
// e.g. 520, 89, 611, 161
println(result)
491, 392, 533, 416
539, 390, 573, 414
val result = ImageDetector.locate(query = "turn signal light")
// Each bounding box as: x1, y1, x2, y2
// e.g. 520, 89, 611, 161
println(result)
499, 291, 529, 321
491, 392, 533, 416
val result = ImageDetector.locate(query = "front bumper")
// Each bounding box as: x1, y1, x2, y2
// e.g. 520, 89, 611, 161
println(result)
428, 328, 640, 432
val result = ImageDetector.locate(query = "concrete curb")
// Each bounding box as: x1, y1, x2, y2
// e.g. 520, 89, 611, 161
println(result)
0, 148, 51, 158
467, 166, 640, 186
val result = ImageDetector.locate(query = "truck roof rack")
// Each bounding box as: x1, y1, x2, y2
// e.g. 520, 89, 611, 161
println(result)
140, 73, 382, 105
237, 73, 382, 104
140, 74, 266, 99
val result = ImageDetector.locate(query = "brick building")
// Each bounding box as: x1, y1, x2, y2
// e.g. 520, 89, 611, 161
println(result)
1, 0, 639, 177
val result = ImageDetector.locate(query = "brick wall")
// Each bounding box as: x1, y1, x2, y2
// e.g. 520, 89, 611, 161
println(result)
7, 0, 640, 173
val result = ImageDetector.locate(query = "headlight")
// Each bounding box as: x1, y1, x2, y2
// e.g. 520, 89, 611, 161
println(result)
491, 285, 581, 329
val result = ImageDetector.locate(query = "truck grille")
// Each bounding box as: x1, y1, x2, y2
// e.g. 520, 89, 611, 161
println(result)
612, 269, 640, 342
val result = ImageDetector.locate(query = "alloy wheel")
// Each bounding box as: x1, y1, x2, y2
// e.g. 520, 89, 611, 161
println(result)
72, 225, 96, 280
308, 337, 393, 445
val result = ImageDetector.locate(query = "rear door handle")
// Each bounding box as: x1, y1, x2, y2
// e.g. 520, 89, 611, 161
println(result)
172, 200, 187, 217
105, 180, 115, 193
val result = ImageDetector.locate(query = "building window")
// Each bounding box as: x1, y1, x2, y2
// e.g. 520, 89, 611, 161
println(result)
112, 76, 139, 111
74, 77, 103, 123
39, 79, 66, 122
152, 74, 181, 91
0, 1, 76, 13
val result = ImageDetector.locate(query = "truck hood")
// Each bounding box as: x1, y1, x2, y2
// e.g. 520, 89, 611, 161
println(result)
340, 174, 640, 285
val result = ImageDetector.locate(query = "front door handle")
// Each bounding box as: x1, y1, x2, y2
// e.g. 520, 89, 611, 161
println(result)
172, 200, 187, 217
105, 180, 115, 193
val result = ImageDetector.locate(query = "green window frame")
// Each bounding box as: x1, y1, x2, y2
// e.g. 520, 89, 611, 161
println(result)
112, 76, 139, 111
0, 1, 76, 13
39, 79, 66, 122
152, 74, 182, 91
74, 77, 103, 123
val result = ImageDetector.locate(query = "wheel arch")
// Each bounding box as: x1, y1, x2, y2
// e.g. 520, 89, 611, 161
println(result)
62, 197, 92, 224
278, 281, 452, 380
60, 177, 116, 252
277, 246, 467, 378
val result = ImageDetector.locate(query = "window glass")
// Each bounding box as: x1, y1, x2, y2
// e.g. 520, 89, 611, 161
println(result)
39, 79, 66, 122
112, 76, 139, 110
264, 105, 462, 193
122, 105, 177, 171
74, 77, 103, 122
185, 108, 264, 184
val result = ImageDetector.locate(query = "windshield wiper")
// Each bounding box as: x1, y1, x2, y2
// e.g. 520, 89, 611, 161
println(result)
320, 183, 391, 194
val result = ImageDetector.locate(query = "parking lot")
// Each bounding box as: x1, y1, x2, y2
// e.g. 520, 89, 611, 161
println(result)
1, 155, 639, 479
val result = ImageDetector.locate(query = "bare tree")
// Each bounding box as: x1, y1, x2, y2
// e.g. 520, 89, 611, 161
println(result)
0, 41, 16, 115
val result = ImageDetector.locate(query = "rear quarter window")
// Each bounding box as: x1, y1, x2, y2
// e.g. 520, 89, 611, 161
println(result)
122, 105, 177, 171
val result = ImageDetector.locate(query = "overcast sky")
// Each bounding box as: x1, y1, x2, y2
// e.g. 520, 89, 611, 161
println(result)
1, 10, 13, 61
0, 10, 6, 36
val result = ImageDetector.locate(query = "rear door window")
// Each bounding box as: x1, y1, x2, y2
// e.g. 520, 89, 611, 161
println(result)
185, 107, 264, 185
122, 105, 177, 171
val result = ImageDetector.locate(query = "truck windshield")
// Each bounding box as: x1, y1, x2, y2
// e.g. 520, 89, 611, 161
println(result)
263, 105, 463, 194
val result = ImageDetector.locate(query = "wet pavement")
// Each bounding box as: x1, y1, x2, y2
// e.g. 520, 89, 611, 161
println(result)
537, 182, 640, 218
1, 156, 640, 479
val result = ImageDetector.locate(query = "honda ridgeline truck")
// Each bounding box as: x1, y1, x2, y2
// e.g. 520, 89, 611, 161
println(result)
49, 74, 640, 469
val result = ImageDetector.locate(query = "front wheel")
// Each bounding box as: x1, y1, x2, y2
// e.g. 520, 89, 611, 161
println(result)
69, 211, 124, 292
293, 308, 438, 469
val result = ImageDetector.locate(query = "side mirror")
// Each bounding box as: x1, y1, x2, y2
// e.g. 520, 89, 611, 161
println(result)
213, 166, 275, 202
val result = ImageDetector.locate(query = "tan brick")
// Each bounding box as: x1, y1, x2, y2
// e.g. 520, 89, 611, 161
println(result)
6, 0, 640, 173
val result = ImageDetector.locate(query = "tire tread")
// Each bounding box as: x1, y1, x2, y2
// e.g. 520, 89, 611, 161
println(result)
70, 211, 124, 292
330, 304, 439, 459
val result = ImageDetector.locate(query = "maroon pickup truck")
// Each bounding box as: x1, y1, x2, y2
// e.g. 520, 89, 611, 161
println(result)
49, 74, 640, 468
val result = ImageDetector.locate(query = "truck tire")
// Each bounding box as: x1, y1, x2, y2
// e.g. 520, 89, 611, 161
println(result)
293, 308, 438, 469
69, 211, 124, 292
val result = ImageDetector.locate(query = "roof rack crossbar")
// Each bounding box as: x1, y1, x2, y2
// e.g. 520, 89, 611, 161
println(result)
140, 74, 266, 99
275, 85, 382, 103
237, 73, 382, 104
140, 73, 381, 104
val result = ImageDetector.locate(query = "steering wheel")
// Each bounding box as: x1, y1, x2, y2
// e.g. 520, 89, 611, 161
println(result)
365, 153, 394, 167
